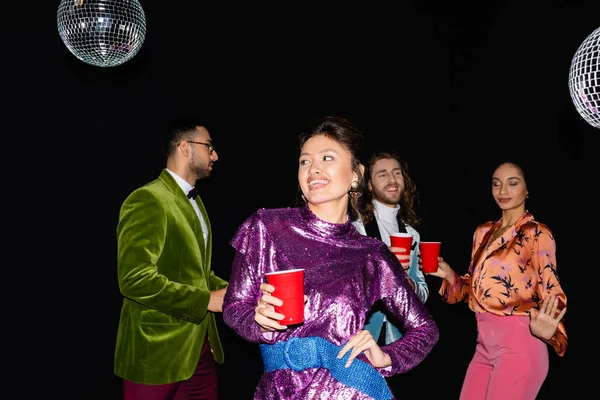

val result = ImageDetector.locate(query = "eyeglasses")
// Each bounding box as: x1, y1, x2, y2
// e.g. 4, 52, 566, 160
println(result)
187, 140, 215, 154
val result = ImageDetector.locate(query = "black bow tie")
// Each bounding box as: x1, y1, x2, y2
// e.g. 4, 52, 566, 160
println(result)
187, 187, 199, 199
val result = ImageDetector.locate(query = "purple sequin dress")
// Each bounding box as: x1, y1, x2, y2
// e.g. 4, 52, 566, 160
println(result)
223, 204, 439, 399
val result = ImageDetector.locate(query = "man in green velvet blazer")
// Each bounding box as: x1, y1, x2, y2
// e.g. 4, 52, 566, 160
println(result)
114, 121, 228, 399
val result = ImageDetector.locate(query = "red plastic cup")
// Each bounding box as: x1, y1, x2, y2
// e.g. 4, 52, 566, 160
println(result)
265, 268, 305, 326
420, 242, 441, 273
390, 233, 413, 255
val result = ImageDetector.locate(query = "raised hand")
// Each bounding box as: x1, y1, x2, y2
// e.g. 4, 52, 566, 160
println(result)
419, 255, 455, 282
529, 295, 567, 340
336, 330, 392, 368
389, 246, 410, 272
254, 282, 287, 332
254, 282, 308, 332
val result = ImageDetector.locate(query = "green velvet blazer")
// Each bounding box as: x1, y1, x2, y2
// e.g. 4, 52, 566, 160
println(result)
114, 169, 228, 385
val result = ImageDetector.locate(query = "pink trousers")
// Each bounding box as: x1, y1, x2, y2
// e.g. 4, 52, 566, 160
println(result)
459, 312, 548, 400
123, 338, 218, 400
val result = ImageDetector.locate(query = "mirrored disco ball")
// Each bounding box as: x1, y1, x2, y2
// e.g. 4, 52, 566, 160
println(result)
568, 26, 600, 129
57, 0, 146, 68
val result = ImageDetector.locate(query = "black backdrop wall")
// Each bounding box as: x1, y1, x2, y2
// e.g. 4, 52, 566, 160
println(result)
10, 1, 599, 399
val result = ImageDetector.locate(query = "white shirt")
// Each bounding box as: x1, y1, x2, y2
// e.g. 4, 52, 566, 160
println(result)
352, 200, 428, 304
351, 199, 429, 344
166, 168, 209, 246
372, 199, 401, 246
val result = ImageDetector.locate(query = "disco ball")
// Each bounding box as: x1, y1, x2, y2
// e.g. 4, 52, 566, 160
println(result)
568, 26, 600, 129
57, 0, 146, 68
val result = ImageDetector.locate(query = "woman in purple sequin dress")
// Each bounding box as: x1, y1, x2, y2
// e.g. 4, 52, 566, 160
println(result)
222, 115, 439, 399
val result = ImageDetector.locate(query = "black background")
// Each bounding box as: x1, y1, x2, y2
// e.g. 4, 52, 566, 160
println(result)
10, 1, 599, 399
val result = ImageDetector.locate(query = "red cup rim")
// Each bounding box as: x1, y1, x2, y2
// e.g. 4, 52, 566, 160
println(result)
390, 233, 412, 237
265, 268, 305, 275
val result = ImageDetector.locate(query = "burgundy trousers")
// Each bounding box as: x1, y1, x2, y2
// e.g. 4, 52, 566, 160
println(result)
123, 339, 218, 400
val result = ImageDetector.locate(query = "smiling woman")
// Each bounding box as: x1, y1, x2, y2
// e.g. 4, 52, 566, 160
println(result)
424, 160, 568, 400
296, 124, 364, 219
221, 115, 439, 400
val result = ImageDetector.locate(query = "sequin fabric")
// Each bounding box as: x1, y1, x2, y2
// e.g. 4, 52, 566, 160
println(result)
223, 204, 439, 399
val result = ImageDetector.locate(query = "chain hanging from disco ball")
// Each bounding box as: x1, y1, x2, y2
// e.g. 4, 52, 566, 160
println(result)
568, 26, 600, 129
57, 0, 146, 68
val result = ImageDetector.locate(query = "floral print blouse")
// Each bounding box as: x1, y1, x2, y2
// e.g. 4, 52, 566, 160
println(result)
439, 211, 567, 356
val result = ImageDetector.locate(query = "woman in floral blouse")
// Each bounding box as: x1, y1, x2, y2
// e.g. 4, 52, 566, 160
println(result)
425, 161, 567, 400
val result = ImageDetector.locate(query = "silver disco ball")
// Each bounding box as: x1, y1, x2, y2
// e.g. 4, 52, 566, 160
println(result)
568, 26, 600, 129
57, 0, 146, 68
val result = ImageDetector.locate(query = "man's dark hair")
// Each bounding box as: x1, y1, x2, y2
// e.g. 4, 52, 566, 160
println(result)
161, 117, 204, 159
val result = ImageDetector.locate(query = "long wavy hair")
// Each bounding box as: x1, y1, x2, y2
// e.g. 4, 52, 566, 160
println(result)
362, 151, 421, 227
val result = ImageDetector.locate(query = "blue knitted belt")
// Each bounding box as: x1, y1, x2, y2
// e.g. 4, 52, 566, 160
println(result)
259, 336, 393, 400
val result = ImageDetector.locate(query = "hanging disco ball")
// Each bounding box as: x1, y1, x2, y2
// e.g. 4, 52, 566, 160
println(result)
57, 0, 146, 68
568, 26, 600, 129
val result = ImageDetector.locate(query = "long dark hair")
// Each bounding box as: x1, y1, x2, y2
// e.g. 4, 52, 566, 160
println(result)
296, 115, 366, 222
362, 151, 421, 227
